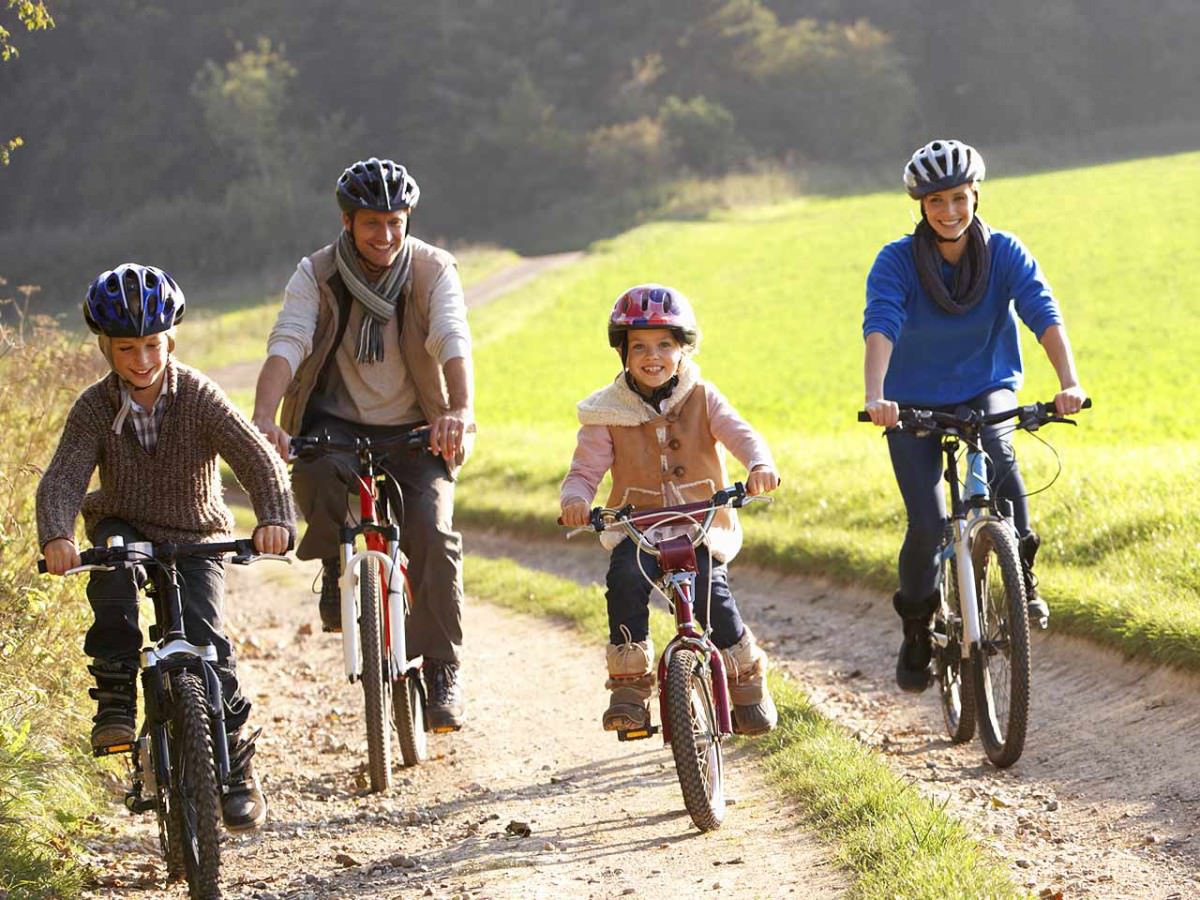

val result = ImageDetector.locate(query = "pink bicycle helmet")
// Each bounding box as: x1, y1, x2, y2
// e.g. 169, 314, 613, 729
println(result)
607, 284, 699, 350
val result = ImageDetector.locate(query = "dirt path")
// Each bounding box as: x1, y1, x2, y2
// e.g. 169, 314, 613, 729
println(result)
79, 557, 844, 899
466, 528, 1200, 899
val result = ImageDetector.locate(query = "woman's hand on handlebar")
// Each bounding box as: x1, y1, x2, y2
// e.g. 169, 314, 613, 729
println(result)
746, 465, 780, 496
253, 524, 291, 556
1054, 385, 1088, 417
42, 538, 80, 576
864, 397, 899, 429
559, 497, 591, 528
253, 416, 292, 460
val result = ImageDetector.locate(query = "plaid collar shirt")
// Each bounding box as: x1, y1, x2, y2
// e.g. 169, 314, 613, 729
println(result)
121, 383, 171, 452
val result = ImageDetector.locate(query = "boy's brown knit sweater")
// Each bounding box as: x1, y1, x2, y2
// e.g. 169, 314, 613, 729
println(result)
37, 358, 296, 548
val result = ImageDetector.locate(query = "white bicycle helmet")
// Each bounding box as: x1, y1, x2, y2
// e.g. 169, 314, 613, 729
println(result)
903, 139, 986, 199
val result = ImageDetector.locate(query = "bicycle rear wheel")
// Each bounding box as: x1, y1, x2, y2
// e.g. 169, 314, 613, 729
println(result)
168, 670, 222, 899
359, 558, 393, 792
936, 555, 976, 743
970, 522, 1031, 768
665, 649, 725, 832
392, 672, 428, 767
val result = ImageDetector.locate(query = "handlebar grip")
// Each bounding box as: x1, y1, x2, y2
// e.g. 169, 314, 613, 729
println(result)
37, 559, 47, 574
857, 410, 871, 422
1040, 397, 1093, 411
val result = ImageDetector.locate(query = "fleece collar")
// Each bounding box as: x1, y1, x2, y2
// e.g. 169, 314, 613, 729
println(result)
578, 360, 700, 427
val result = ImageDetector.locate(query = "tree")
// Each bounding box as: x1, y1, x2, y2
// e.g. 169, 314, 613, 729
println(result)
1, 0, 54, 165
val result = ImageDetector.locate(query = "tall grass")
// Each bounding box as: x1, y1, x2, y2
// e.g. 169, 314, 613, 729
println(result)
458, 150, 1200, 669
0, 310, 104, 895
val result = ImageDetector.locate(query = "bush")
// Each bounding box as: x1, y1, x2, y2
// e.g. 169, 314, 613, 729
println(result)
658, 95, 745, 176
585, 116, 674, 188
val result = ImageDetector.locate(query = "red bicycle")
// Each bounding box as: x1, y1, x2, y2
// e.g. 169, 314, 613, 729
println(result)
290, 429, 433, 791
566, 483, 769, 831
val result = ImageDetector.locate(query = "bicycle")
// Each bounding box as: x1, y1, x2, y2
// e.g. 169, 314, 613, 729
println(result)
39, 536, 290, 899
859, 397, 1090, 767
289, 427, 436, 793
564, 483, 769, 832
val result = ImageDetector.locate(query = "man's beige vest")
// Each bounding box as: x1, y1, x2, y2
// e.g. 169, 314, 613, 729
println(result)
279, 238, 468, 477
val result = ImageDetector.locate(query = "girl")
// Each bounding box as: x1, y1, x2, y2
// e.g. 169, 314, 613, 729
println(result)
862, 140, 1087, 692
560, 284, 781, 736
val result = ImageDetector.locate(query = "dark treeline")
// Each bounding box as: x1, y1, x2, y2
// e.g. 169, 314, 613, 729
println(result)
1, 0, 1197, 311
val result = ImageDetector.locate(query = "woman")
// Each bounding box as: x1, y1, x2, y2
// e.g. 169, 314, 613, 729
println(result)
862, 139, 1087, 693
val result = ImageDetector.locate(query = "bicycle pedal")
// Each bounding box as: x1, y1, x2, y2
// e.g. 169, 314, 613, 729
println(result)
93, 742, 136, 758
617, 725, 658, 742
430, 725, 460, 735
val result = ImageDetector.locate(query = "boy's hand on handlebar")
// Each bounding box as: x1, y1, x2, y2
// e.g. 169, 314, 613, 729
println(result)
429, 409, 471, 461
253, 525, 290, 555
253, 416, 292, 460
42, 538, 80, 576
746, 465, 780, 496
864, 398, 899, 429
1054, 385, 1088, 417
560, 498, 591, 527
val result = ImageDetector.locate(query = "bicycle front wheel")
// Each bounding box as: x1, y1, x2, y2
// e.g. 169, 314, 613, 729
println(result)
168, 670, 222, 899
392, 672, 428, 767
970, 522, 1031, 768
359, 558, 393, 792
936, 555, 976, 744
665, 649, 725, 832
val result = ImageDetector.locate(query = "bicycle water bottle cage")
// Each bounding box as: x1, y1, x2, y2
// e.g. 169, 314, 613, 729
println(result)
657, 535, 698, 572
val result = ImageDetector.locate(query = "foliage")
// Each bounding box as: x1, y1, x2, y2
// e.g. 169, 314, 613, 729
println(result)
0, 0, 53, 165
0, 283, 103, 894
456, 150, 1200, 671
659, 95, 745, 175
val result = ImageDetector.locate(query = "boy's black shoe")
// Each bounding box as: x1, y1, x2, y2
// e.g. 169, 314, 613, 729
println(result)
319, 558, 341, 633
222, 727, 267, 832
87, 660, 137, 752
425, 659, 464, 731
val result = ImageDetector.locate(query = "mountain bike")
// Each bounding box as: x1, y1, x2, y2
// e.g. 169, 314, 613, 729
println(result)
290, 428, 435, 792
859, 398, 1090, 767
39, 536, 290, 900
565, 483, 769, 832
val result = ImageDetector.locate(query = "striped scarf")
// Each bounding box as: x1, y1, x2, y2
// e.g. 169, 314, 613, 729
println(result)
334, 229, 413, 363
912, 216, 992, 315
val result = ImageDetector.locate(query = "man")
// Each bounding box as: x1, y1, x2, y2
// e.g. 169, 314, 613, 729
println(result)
253, 157, 473, 730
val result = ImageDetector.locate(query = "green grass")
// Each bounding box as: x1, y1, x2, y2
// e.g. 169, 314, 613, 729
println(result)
465, 555, 1023, 899
458, 150, 1200, 670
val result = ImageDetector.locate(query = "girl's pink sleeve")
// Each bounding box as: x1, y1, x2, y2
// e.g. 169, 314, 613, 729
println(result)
560, 424, 613, 505
707, 385, 775, 472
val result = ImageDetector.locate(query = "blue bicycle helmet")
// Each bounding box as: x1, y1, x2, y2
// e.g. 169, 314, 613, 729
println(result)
83, 263, 186, 338
336, 157, 420, 214
903, 139, 986, 199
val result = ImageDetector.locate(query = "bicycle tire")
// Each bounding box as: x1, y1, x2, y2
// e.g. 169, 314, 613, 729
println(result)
970, 521, 1031, 768
392, 672, 428, 767
937, 555, 976, 743
169, 670, 222, 899
359, 558, 393, 792
665, 649, 725, 832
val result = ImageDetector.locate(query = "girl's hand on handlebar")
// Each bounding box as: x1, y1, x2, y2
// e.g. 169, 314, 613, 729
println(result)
746, 465, 780, 496
42, 538, 80, 576
864, 398, 899, 429
560, 498, 591, 527
253, 525, 291, 555
1054, 385, 1088, 417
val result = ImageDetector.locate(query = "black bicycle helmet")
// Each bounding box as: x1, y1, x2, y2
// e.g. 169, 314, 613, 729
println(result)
336, 157, 420, 214
903, 139, 986, 199
83, 263, 186, 338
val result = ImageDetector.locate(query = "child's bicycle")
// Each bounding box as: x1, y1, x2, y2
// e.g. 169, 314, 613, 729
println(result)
564, 483, 769, 832
290, 427, 437, 793
859, 397, 1090, 767
39, 536, 290, 899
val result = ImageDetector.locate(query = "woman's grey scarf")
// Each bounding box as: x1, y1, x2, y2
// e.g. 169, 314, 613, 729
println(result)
912, 216, 992, 315
334, 229, 413, 363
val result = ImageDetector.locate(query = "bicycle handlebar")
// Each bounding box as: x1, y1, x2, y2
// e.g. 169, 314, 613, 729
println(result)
38, 538, 293, 575
289, 427, 433, 460
857, 397, 1092, 431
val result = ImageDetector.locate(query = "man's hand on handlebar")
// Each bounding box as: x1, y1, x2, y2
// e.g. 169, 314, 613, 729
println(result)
429, 408, 472, 462
253, 416, 292, 460
746, 464, 780, 496
253, 524, 291, 556
560, 497, 591, 528
42, 537, 80, 576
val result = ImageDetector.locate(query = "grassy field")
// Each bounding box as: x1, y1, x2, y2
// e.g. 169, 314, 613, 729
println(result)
457, 151, 1200, 669
465, 555, 1023, 899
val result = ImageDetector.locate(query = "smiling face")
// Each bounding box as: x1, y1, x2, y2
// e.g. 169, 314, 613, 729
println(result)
920, 182, 978, 241
110, 332, 169, 400
343, 208, 409, 272
624, 327, 683, 391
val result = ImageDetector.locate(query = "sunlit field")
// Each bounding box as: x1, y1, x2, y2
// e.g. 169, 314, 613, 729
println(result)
459, 151, 1200, 668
